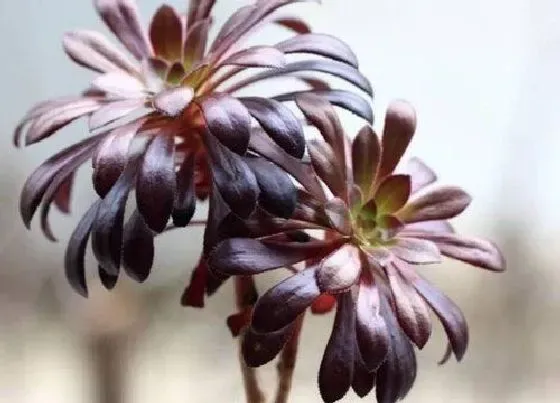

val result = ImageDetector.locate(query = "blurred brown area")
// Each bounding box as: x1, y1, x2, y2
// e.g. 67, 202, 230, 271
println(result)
1, 0, 559, 402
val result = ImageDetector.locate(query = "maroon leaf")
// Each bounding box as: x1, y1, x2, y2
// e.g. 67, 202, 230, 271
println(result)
209, 238, 344, 276
240, 97, 305, 159
91, 157, 138, 275
244, 157, 297, 219
183, 18, 211, 66
181, 258, 208, 308
316, 244, 361, 293
242, 323, 295, 367
94, 0, 152, 60
276, 33, 359, 67
62, 30, 140, 74
352, 125, 380, 198
413, 276, 469, 363
172, 153, 196, 227
356, 280, 389, 371
150, 5, 183, 61
221, 46, 287, 68
377, 100, 417, 182
398, 186, 471, 224
404, 232, 505, 272
375, 174, 411, 214
403, 157, 437, 194
273, 16, 311, 34
136, 134, 176, 233
93, 118, 144, 198
99, 265, 118, 290
165, 62, 186, 84
153, 87, 194, 117
274, 90, 373, 123
203, 133, 259, 218
386, 262, 432, 348
64, 201, 102, 297
403, 220, 454, 234
319, 291, 356, 403
122, 210, 154, 283
197, 94, 251, 155
252, 268, 320, 333
53, 173, 74, 214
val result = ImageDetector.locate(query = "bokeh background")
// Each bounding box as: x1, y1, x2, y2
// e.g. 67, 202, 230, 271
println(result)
1, 0, 559, 402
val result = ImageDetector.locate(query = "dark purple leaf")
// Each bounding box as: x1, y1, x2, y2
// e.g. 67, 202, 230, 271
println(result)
136, 134, 175, 233
99, 265, 118, 290
244, 156, 297, 218
20, 134, 103, 230
197, 94, 251, 155
123, 210, 155, 283
53, 173, 74, 214
242, 323, 296, 367
91, 71, 146, 98
390, 237, 441, 264
386, 262, 432, 348
274, 90, 373, 123
150, 5, 183, 61
92, 118, 144, 198
91, 157, 139, 275
252, 268, 320, 333
307, 139, 346, 197
209, 238, 344, 276
172, 153, 196, 227
181, 258, 209, 308
319, 291, 356, 403
356, 280, 389, 371
94, 0, 152, 60
186, 0, 217, 27
352, 348, 376, 398
89, 98, 145, 131
240, 97, 305, 159
276, 33, 359, 67
324, 198, 352, 235
64, 201, 102, 297
414, 276, 469, 363
376, 290, 418, 403
249, 129, 325, 201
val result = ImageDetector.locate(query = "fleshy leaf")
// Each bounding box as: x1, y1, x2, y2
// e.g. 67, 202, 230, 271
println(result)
153, 87, 194, 117
252, 268, 320, 333
352, 125, 380, 198
150, 5, 183, 61
136, 134, 175, 233
122, 210, 154, 283
390, 237, 441, 265
276, 33, 359, 67
377, 100, 416, 182
404, 157, 437, 194
398, 186, 472, 223
242, 323, 295, 367
172, 153, 196, 227
316, 244, 361, 293
375, 174, 411, 214
318, 291, 356, 403
221, 46, 287, 68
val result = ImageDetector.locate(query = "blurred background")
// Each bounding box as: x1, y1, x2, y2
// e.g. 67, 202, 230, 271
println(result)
0, 0, 558, 402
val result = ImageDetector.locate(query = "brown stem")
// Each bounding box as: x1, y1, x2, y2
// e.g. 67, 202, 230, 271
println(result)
234, 277, 266, 403
274, 314, 305, 403
89, 334, 125, 403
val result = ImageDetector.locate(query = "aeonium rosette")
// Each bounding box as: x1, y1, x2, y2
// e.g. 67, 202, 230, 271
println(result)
208, 94, 506, 403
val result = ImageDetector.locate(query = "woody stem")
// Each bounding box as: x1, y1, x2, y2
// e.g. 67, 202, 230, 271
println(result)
234, 276, 266, 403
